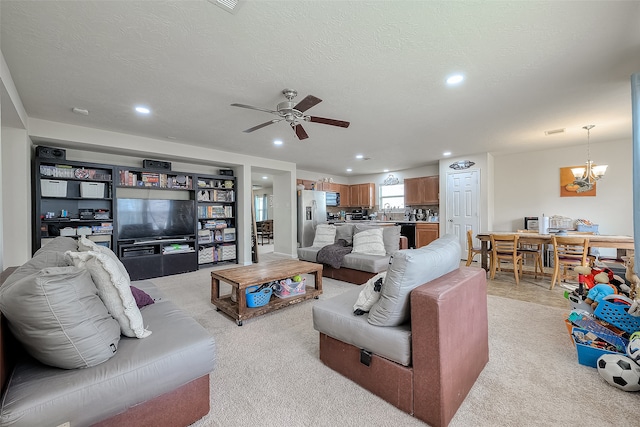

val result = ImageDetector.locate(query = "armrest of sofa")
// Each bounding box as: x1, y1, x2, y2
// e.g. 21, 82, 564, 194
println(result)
409, 266, 488, 427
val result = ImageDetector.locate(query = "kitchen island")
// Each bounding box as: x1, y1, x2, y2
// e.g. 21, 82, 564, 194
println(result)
326, 220, 440, 249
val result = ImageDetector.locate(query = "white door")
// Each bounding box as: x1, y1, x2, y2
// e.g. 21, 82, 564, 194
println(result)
446, 170, 480, 259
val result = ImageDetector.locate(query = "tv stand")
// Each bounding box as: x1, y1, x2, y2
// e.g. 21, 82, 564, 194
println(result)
118, 238, 197, 280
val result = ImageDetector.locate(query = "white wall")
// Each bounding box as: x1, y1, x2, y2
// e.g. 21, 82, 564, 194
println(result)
1, 127, 31, 266
4, 119, 298, 265
493, 139, 632, 235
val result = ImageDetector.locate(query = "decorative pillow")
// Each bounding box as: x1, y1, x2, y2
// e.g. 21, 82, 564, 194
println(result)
355, 225, 401, 255
335, 224, 355, 245
312, 224, 337, 248
367, 234, 461, 326
353, 272, 387, 315
78, 236, 131, 282
352, 228, 386, 256
66, 250, 152, 338
0, 266, 120, 369
131, 285, 155, 308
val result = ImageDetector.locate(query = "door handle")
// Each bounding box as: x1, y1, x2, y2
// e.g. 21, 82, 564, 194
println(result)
448, 219, 453, 222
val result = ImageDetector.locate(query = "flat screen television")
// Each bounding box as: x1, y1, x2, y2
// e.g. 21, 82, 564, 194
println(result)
117, 198, 195, 241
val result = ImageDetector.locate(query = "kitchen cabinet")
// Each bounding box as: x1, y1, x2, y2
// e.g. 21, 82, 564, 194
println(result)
338, 184, 350, 207
296, 179, 316, 190
415, 223, 439, 248
349, 183, 375, 207
318, 182, 340, 192
404, 176, 439, 205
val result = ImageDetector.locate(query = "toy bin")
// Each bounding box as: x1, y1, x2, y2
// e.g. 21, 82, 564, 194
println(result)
594, 294, 640, 334
275, 278, 306, 298
246, 285, 272, 308
571, 327, 622, 368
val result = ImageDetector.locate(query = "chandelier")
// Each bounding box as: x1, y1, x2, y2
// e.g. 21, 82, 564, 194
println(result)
570, 125, 607, 192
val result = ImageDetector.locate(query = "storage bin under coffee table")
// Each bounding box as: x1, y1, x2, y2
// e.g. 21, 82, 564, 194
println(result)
211, 259, 323, 325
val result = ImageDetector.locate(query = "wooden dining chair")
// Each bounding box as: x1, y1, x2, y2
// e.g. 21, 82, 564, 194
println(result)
258, 220, 273, 245
516, 230, 544, 279
549, 235, 590, 290
465, 230, 484, 267
490, 234, 524, 285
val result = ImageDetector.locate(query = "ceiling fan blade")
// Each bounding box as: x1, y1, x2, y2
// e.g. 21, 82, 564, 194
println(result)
244, 119, 281, 133
294, 95, 322, 113
292, 123, 309, 140
231, 103, 279, 115
308, 116, 350, 128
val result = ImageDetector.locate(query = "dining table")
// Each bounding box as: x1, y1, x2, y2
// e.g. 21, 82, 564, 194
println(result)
474, 231, 635, 271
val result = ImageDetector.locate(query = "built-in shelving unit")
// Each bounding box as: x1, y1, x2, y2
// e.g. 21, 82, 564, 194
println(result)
32, 149, 238, 281
33, 158, 115, 252
194, 174, 237, 267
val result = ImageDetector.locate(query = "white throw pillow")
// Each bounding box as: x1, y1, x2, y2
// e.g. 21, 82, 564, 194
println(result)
66, 250, 151, 338
78, 236, 130, 281
312, 224, 337, 248
352, 228, 386, 256
353, 272, 386, 315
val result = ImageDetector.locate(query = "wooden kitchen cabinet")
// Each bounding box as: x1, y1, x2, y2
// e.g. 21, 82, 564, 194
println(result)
404, 176, 439, 205
349, 183, 375, 208
338, 184, 350, 207
296, 179, 316, 190
415, 223, 439, 248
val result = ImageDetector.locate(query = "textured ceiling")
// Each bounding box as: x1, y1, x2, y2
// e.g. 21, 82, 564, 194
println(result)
2, 1, 640, 178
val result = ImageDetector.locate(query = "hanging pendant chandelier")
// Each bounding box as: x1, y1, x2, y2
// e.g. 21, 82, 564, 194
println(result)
571, 125, 607, 192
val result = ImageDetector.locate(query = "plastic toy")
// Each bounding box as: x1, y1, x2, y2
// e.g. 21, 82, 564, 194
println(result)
596, 354, 640, 392
572, 266, 630, 309
627, 331, 640, 364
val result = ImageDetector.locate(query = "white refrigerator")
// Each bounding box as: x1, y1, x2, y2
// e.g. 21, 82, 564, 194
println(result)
297, 190, 327, 247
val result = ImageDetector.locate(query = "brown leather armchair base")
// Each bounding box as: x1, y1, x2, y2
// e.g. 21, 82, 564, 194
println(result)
318, 267, 488, 427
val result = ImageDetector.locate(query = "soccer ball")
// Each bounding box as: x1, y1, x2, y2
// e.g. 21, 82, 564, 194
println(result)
627, 332, 640, 364
597, 354, 640, 392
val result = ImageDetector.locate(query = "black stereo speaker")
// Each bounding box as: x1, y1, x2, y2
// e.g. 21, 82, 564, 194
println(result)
143, 159, 172, 170
219, 169, 234, 176
36, 146, 66, 160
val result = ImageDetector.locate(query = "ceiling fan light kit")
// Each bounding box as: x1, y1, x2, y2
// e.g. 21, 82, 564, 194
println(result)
231, 88, 350, 140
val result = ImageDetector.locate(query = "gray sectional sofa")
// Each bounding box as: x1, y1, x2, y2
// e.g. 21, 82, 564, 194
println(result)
297, 223, 408, 284
0, 237, 215, 427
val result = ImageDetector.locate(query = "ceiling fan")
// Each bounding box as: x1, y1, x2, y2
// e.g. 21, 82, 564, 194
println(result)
231, 89, 350, 140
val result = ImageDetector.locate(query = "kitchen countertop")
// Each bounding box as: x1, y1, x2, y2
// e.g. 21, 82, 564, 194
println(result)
328, 220, 439, 225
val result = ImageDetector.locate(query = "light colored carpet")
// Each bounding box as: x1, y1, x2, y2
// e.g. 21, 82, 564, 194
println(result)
144, 267, 639, 427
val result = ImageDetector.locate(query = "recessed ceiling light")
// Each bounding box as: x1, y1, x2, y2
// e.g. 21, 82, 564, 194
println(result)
262, 176, 268, 180
135, 106, 151, 114
383, 169, 389, 173
274, 140, 283, 146
446, 74, 464, 85
346, 168, 352, 172
356, 154, 364, 159
443, 151, 452, 156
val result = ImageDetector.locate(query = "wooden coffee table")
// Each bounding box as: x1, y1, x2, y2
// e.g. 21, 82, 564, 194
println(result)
211, 259, 323, 325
